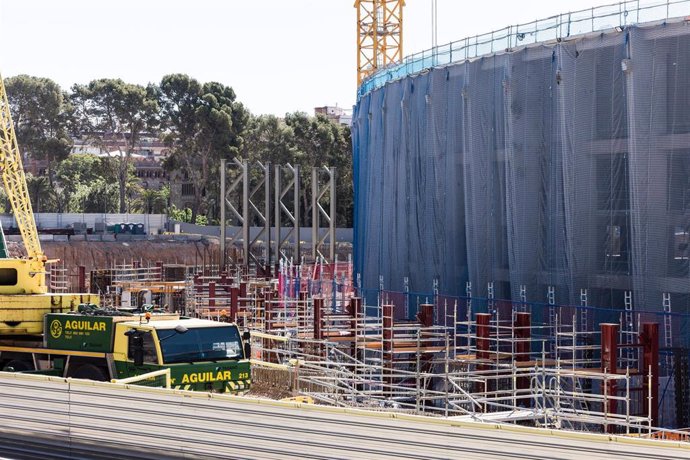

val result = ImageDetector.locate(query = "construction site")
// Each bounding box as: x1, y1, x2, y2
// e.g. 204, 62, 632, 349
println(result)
0, 1, 689, 459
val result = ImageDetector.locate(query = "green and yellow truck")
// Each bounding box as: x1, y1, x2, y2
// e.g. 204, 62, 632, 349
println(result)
0, 312, 251, 393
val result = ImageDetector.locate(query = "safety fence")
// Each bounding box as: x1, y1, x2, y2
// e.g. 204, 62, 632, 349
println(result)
0, 372, 687, 459
358, 0, 690, 98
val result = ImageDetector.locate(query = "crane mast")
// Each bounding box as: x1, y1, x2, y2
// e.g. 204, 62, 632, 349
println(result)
355, 0, 404, 86
0, 75, 47, 294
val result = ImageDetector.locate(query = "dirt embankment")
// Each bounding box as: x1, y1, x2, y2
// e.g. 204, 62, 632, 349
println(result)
7, 236, 223, 274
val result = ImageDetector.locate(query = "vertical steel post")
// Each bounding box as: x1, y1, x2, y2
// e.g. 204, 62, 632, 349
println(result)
220, 159, 226, 270
242, 160, 249, 267
312, 167, 318, 261
264, 162, 271, 276
294, 164, 301, 262
274, 164, 281, 269
329, 167, 336, 262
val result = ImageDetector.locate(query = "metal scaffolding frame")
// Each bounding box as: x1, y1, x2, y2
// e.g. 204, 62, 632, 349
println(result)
231, 269, 680, 437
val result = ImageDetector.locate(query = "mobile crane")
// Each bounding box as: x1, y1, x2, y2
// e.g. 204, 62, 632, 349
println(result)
0, 76, 250, 392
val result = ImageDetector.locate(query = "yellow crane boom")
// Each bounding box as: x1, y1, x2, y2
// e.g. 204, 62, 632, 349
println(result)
0, 75, 47, 294
0, 73, 98, 335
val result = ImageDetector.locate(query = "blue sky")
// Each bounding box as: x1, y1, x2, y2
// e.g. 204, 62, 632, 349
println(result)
0, 0, 631, 116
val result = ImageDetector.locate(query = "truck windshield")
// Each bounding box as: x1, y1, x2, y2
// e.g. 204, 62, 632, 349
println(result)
158, 326, 243, 364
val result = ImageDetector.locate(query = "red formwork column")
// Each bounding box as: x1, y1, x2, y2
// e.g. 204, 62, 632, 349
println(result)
515, 312, 531, 406
476, 313, 492, 399
313, 296, 324, 341
208, 281, 216, 315
348, 297, 362, 331
601, 323, 618, 432
78, 266, 86, 293
418, 304, 434, 328
476, 313, 491, 365
418, 303, 435, 369
382, 304, 394, 393
298, 291, 308, 332
640, 322, 659, 427
230, 286, 239, 322
348, 297, 362, 358
192, 274, 201, 317
239, 281, 248, 315
263, 293, 272, 330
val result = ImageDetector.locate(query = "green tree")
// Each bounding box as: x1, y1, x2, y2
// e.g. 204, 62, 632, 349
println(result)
70, 79, 159, 213
5, 75, 73, 185
239, 112, 353, 227
53, 154, 119, 212
159, 74, 248, 222
284, 112, 353, 227
242, 114, 297, 166
70, 179, 119, 213
134, 185, 169, 214
25, 173, 55, 213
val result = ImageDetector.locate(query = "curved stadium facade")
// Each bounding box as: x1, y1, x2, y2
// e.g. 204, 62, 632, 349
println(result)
353, 3, 690, 315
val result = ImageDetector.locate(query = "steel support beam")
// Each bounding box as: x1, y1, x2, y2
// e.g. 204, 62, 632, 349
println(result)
311, 166, 336, 262
274, 164, 300, 263
220, 159, 271, 272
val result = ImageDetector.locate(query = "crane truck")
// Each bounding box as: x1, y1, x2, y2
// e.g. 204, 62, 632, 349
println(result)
0, 76, 250, 393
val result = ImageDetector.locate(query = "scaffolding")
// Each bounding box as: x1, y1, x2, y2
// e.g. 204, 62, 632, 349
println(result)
241, 278, 684, 437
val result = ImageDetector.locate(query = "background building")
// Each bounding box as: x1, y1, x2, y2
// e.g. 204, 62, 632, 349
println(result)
315, 105, 352, 126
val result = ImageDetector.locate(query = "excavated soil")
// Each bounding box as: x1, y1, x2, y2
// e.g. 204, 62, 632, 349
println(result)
6, 237, 222, 275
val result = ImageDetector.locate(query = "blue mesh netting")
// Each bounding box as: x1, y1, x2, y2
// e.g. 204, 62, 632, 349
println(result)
353, 19, 690, 316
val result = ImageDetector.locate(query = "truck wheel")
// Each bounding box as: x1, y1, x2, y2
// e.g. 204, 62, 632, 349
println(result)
68, 364, 108, 381
2, 359, 33, 372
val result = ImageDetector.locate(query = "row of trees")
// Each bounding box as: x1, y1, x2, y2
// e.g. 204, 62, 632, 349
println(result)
4, 74, 353, 226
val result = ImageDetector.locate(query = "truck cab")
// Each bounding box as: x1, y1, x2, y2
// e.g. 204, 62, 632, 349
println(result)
112, 318, 251, 392
35, 312, 251, 393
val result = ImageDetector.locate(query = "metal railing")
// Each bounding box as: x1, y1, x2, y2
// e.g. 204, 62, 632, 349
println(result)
111, 368, 171, 388
358, 0, 690, 99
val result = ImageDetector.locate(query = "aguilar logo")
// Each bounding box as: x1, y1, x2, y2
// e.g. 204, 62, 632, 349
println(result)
180, 370, 233, 384
50, 319, 63, 339
64, 320, 107, 331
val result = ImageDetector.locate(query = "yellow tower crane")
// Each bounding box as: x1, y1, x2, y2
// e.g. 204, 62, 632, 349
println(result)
0, 75, 98, 335
355, 0, 405, 86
